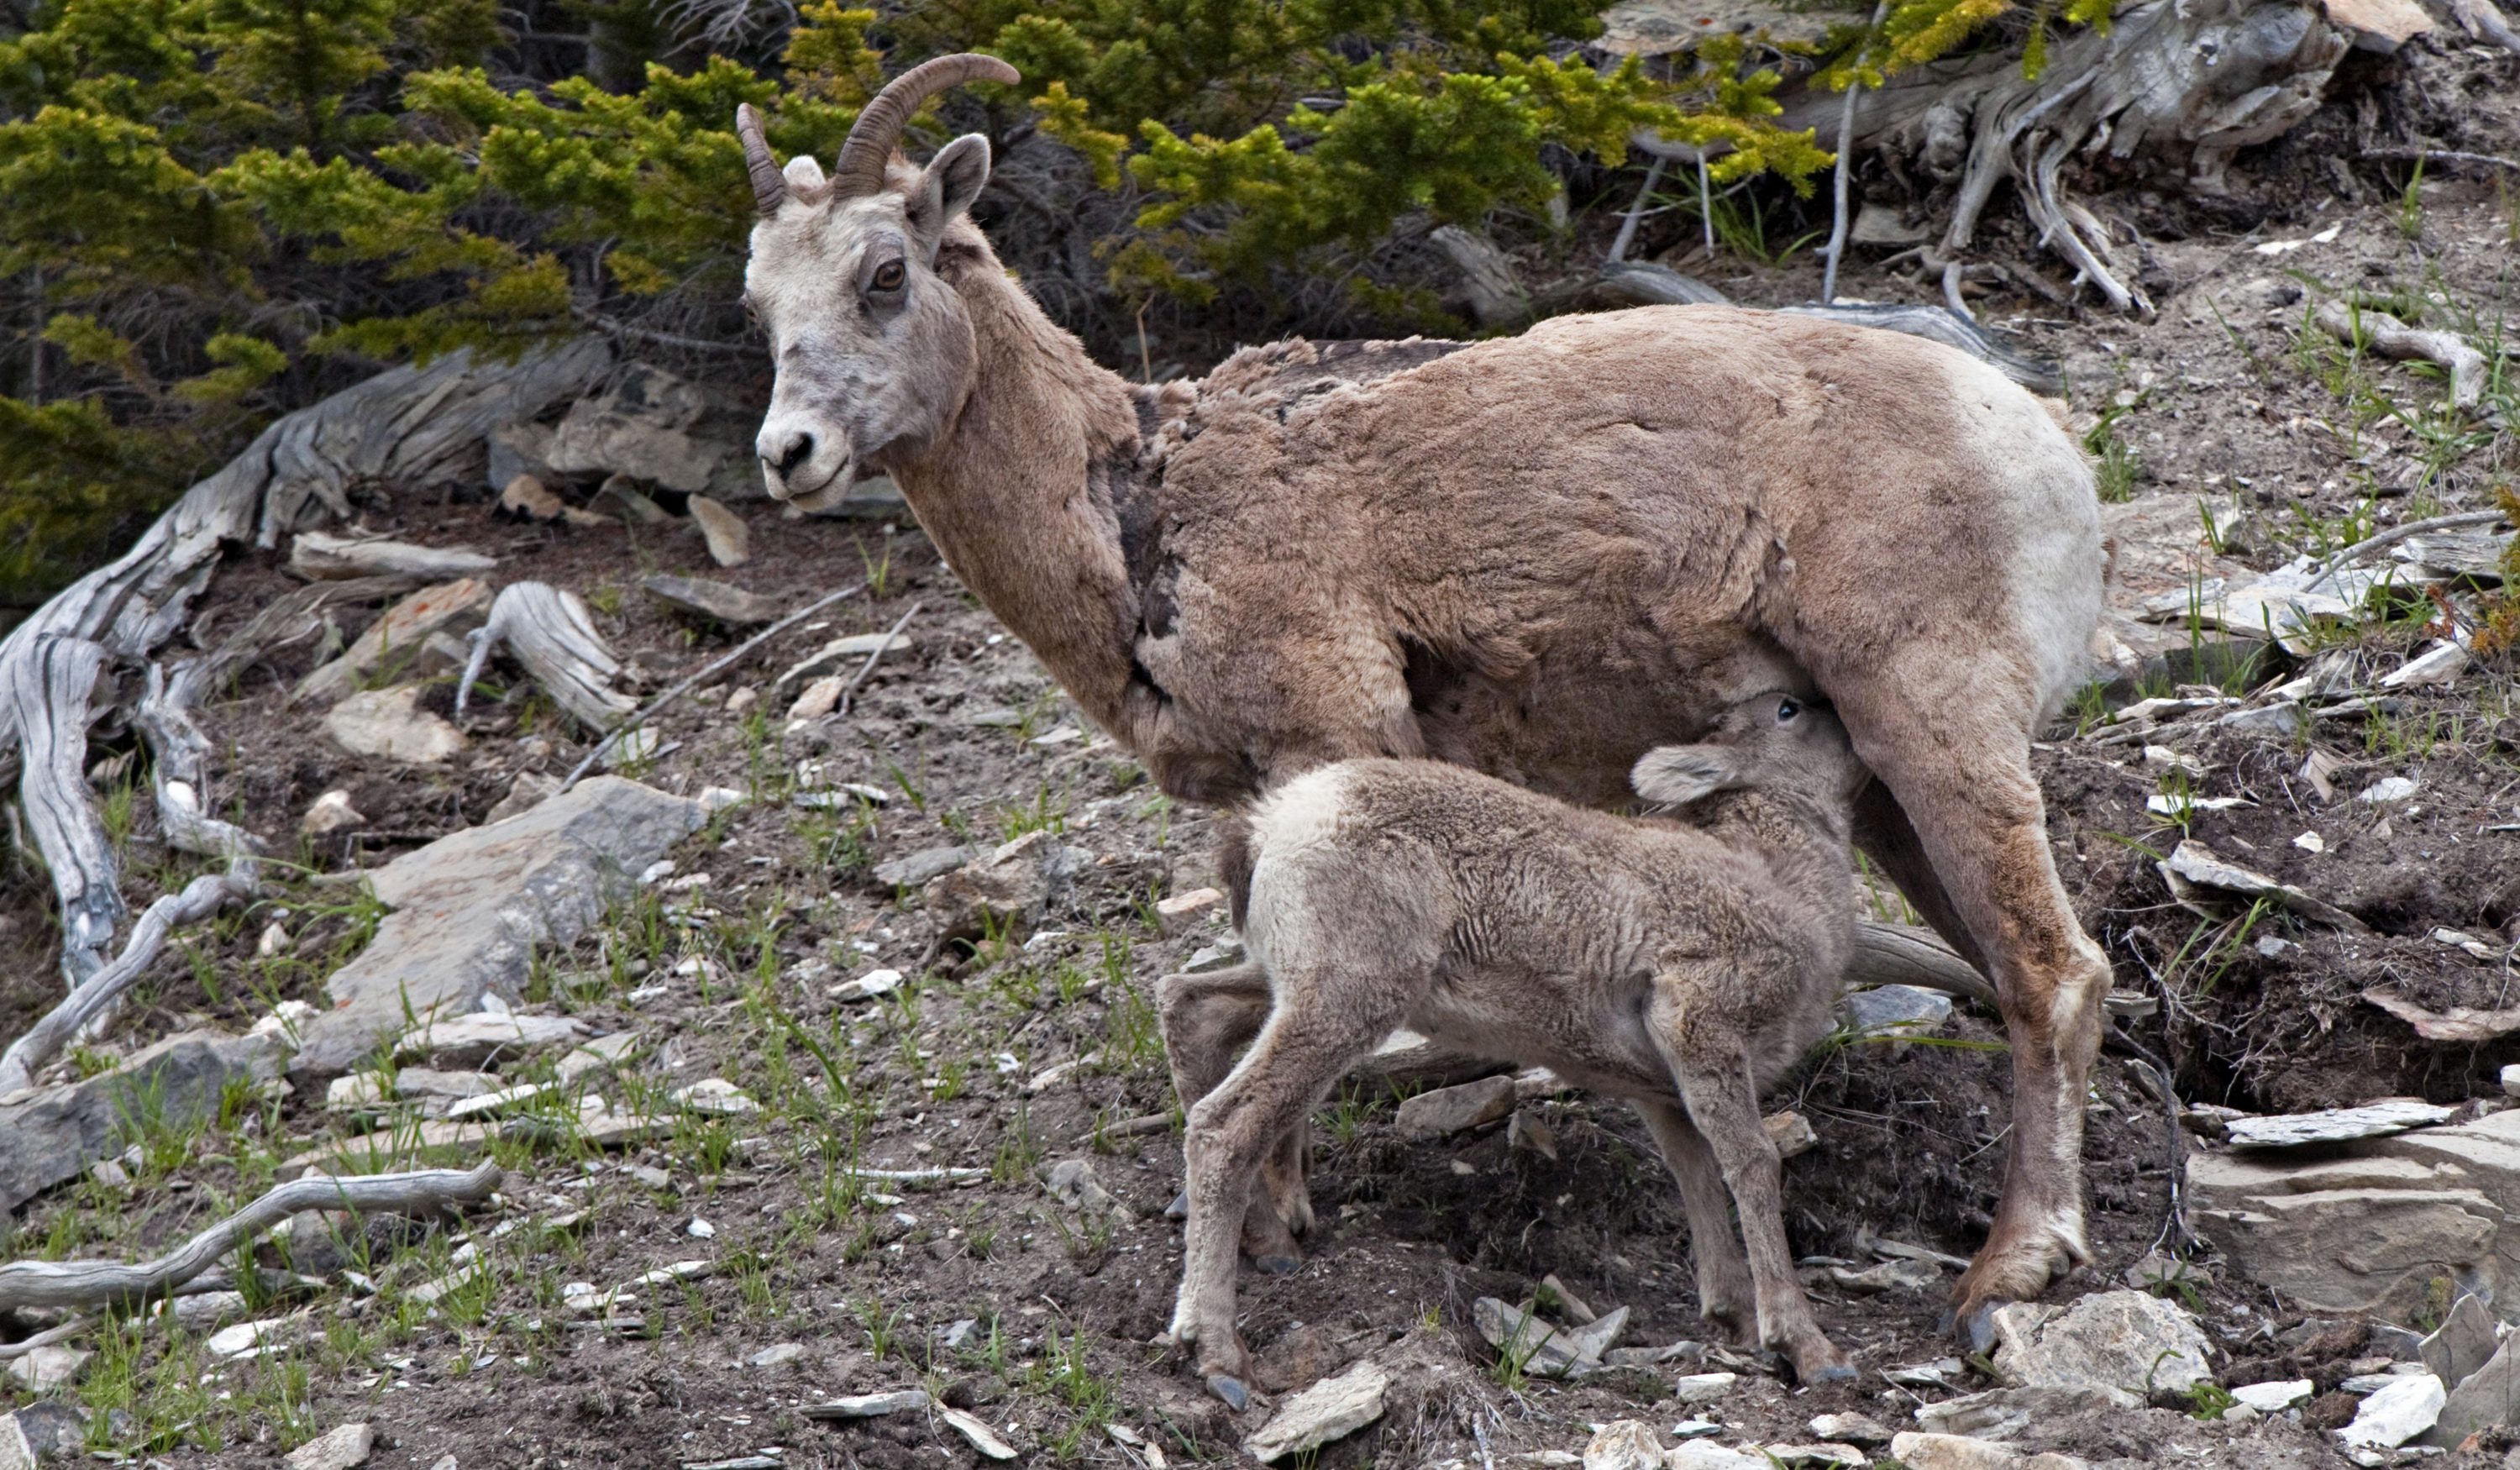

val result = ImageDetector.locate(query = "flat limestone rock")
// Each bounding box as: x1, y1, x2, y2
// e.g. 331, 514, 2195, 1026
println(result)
2231, 1378, 2314, 1412
2418, 1293, 2501, 1389
1582, 1420, 1665, 1470
1395, 1074, 1516, 1138
1472, 1298, 1587, 1377
396, 1013, 586, 1068
2225, 1099, 2454, 1148
293, 777, 702, 1079
2363, 989, 2520, 1045
0, 1032, 280, 1211
685, 496, 750, 567
642, 574, 780, 626
1244, 1360, 1389, 1464
2341, 1372, 2444, 1447
323, 685, 466, 764
937, 1407, 1018, 1461
1988, 1289, 2210, 1402
2160, 840, 2366, 932
296, 579, 494, 705
1596, 0, 1841, 53
2187, 1182, 2502, 1320
285, 1422, 375, 1470
2423, 1336, 2520, 1446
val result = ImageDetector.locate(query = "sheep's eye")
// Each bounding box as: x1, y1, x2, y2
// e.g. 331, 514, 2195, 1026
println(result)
870, 260, 905, 291
1776, 697, 1801, 722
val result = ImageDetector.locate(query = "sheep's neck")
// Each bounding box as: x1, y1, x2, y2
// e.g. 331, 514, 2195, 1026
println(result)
886, 249, 1142, 739
1693, 792, 1854, 920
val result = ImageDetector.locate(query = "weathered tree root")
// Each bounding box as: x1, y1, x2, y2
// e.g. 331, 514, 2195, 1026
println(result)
1850, 921, 2000, 1008
457, 581, 637, 732
0, 1160, 502, 1315
2313, 301, 2500, 423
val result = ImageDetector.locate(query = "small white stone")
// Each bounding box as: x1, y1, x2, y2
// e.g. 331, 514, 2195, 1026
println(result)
1672, 1371, 1737, 1404
687, 1217, 716, 1239
2336, 1372, 2444, 1448
2293, 831, 2324, 853
2230, 1378, 2314, 1412
2357, 776, 2419, 804
828, 968, 905, 1002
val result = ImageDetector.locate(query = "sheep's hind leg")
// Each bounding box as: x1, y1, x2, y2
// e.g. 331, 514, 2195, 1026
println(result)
1632, 1096, 1756, 1343
1649, 979, 1853, 1385
1169, 982, 1399, 1405
1155, 963, 1314, 1270
1832, 687, 2110, 1347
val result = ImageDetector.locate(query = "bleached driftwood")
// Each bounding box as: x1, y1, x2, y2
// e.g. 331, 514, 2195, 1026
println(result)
169, 575, 419, 708
0, 344, 608, 1040
136, 665, 262, 865
6, 636, 121, 980
1639, 0, 2348, 312
0, 1160, 501, 1314
2313, 302, 2497, 421
289, 530, 498, 582
455, 581, 637, 732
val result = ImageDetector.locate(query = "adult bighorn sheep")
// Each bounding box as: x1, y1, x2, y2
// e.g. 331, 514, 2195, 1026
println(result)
1170, 692, 1872, 1396
734, 55, 2110, 1343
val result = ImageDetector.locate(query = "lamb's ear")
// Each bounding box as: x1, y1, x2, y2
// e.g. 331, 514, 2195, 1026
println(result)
1631, 745, 1741, 806
907, 134, 990, 254
783, 155, 827, 192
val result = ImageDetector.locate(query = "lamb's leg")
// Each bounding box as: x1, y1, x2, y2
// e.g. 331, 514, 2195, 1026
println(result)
1630, 1097, 1756, 1343
1168, 983, 1396, 1404
1155, 963, 1313, 1269
1831, 689, 2111, 1346
1648, 983, 1853, 1385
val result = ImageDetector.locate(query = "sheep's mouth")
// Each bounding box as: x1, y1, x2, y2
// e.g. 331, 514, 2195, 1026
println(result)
781, 464, 854, 512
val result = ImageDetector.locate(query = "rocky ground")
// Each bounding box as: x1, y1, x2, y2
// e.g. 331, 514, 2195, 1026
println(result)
0, 38, 2515, 1470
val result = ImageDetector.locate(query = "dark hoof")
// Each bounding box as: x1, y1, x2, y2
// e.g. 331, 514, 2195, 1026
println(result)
1205, 1373, 1250, 1410
1165, 1190, 1189, 1220
1947, 1301, 2001, 1356
1799, 1359, 1860, 1387
1248, 1252, 1302, 1276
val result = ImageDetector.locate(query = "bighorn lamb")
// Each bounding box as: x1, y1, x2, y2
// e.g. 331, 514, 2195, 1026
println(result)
735, 56, 2110, 1336
1165, 692, 1867, 1397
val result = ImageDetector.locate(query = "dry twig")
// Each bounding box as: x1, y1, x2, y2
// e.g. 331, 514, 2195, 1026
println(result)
836, 601, 923, 719
0, 1160, 501, 1315
559, 580, 868, 791
2313, 300, 2496, 419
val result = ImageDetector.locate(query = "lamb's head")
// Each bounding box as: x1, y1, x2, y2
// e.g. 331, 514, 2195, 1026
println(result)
1630, 692, 1869, 832
736, 54, 1017, 509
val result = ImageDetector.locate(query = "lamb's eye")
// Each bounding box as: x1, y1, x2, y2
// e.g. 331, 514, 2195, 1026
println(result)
1776, 697, 1801, 722
870, 260, 905, 291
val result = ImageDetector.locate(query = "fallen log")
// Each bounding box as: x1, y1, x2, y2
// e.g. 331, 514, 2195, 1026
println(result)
0, 1160, 501, 1315
289, 530, 497, 582
6, 636, 121, 980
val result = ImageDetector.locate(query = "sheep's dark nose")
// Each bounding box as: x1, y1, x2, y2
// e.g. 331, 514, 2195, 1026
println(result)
769, 432, 815, 477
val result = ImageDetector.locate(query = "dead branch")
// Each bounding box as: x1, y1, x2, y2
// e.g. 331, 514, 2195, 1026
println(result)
1821, 4, 1895, 306
0, 1160, 501, 1315
2313, 300, 2496, 418
0, 868, 260, 1096
2303, 509, 2514, 595
136, 665, 262, 864
1605, 155, 1667, 265
1848, 921, 2000, 1008
169, 577, 419, 708
288, 531, 496, 582
559, 580, 869, 793
456, 581, 636, 732
836, 601, 923, 720
6, 636, 122, 982
2362, 147, 2520, 173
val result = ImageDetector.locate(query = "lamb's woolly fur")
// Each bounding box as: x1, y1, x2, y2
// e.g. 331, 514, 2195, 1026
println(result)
1163, 694, 1869, 1389
739, 95, 2113, 1334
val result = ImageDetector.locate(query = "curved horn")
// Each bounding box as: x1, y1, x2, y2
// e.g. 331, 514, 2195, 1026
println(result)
735, 102, 785, 216
831, 53, 1020, 198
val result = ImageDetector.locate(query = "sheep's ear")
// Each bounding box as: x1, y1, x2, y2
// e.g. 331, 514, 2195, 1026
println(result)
907, 134, 990, 254
1631, 745, 1740, 806
783, 155, 827, 192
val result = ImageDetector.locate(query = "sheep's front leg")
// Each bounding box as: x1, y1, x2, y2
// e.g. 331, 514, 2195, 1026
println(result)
1650, 979, 1853, 1386
1168, 989, 1394, 1406
1155, 963, 1313, 1269
1631, 1097, 1755, 1344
